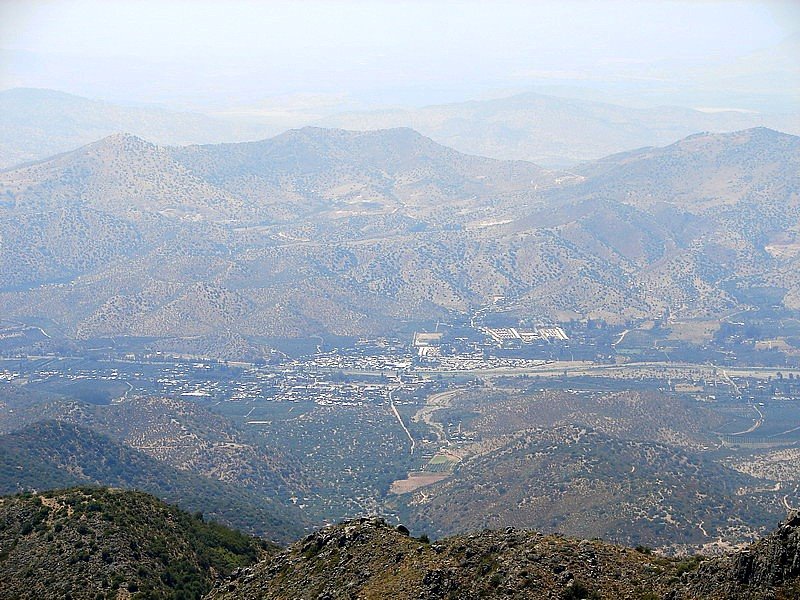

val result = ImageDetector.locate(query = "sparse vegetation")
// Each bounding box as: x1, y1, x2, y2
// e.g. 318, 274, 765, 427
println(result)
0, 487, 269, 600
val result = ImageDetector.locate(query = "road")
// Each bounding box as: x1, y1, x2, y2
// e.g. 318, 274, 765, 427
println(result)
720, 368, 742, 396
111, 381, 134, 404
389, 386, 415, 455
322, 360, 800, 381
7, 354, 800, 382
698, 520, 709, 538
730, 403, 764, 436
769, 423, 800, 438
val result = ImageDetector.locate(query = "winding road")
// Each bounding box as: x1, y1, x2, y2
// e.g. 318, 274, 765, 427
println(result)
730, 403, 764, 436
412, 389, 461, 446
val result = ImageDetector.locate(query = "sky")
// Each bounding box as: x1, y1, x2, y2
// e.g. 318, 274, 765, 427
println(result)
1, 0, 798, 112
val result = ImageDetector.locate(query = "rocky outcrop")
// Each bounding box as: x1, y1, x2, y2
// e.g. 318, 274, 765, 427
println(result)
209, 510, 800, 600
207, 517, 683, 599
673, 510, 800, 600
3, 488, 799, 599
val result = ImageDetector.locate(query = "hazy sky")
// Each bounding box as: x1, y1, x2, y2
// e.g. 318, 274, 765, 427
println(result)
1, 0, 798, 111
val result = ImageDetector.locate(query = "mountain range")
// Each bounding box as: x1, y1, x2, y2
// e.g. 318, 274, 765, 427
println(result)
2, 87, 797, 172
1, 380, 790, 556
0, 88, 281, 170
0, 125, 797, 357
319, 91, 800, 166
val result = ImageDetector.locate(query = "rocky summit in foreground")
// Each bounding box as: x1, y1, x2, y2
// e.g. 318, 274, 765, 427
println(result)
207, 517, 676, 599
1, 487, 798, 599
209, 512, 800, 600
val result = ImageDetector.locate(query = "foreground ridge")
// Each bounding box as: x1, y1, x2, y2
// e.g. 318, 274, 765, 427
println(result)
0, 487, 270, 600
207, 511, 800, 599
2, 488, 798, 599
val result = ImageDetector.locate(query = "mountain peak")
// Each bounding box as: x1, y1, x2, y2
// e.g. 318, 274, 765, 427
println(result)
93, 131, 156, 148
680, 126, 793, 144
60, 131, 162, 161
741, 125, 791, 139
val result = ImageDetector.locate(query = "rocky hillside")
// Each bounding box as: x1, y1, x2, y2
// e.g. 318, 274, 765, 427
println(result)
0, 487, 269, 600
208, 512, 800, 599
206, 516, 682, 600
675, 510, 800, 600
2, 489, 797, 599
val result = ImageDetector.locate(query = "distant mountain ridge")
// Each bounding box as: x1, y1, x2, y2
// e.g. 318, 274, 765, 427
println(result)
319, 91, 800, 166
4, 86, 796, 172
0, 87, 276, 170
